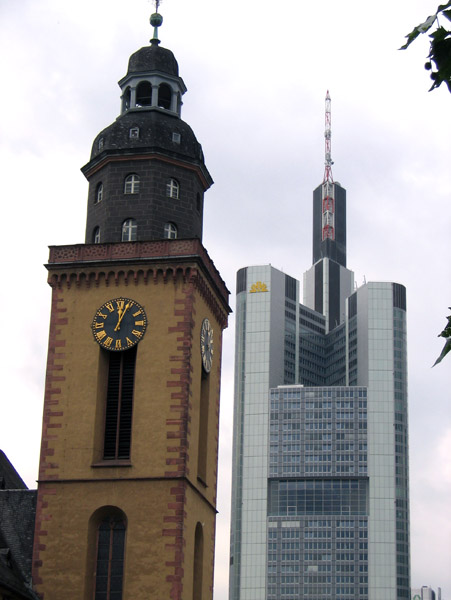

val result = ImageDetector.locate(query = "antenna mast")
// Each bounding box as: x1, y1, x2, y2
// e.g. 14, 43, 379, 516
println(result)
321, 91, 335, 241
323, 90, 334, 183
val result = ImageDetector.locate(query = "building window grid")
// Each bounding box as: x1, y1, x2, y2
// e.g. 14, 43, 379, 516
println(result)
393, 307, 409, 598
267, 387, 368, 600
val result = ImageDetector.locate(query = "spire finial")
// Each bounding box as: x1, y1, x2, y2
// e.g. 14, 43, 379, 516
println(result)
323, 90, 334, 184
150, 0, 163, 45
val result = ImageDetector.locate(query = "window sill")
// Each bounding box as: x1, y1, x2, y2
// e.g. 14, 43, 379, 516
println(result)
91, 460, 132, 468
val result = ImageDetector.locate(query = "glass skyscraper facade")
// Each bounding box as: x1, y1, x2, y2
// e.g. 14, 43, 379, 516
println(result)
229, 180, 410, 600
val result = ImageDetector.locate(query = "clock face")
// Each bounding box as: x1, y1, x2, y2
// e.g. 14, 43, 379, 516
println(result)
200, 318, 213, 373
92, 297, 148, 351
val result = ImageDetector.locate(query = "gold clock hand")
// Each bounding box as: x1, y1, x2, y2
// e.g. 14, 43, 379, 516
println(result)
115, 307, 123, 331
114, 302, 131, 331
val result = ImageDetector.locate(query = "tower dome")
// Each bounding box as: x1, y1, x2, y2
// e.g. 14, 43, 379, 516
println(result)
127, 44, 179, 77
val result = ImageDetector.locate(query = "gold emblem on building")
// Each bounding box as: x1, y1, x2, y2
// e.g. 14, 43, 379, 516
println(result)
249, 281, 268, 293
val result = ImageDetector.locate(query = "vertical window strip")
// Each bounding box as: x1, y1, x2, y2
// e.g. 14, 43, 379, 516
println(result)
103, 347, 137, 460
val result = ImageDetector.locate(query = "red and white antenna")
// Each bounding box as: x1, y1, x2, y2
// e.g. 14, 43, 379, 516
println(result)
323, 90, 334, 184
322, 91, 335, 241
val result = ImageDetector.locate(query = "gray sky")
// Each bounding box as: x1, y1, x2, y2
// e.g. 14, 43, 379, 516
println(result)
1, 1, 450, 598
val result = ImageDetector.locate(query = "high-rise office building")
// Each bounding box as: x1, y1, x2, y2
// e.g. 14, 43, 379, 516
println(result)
411, 586, 442, 600
229, 94, 409, 600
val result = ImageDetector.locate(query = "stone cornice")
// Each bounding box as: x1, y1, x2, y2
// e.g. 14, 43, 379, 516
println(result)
46, 239, 231, 328
81, 150, 213, 190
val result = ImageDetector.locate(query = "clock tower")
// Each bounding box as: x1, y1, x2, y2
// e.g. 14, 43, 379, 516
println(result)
32, 11, 230, 600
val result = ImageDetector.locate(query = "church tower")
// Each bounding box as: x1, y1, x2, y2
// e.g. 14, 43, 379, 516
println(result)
32, 11, 230, 600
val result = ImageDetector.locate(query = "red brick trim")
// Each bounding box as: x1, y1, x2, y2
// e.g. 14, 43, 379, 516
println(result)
32, 485, 58, 598
38, 287, 66, 481
163, 280, 198, 599
32, 284, 68, 597
47, 239, 229, 304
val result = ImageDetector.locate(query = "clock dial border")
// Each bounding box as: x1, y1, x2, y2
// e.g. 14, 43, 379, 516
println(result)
91, 297, 148, 352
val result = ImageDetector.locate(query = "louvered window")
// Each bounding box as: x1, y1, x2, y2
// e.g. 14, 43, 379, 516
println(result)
103, 347, 137, 460
95, 517, 126, 599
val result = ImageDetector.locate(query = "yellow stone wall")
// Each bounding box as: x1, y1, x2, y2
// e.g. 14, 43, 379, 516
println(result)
33, 256, 228, 600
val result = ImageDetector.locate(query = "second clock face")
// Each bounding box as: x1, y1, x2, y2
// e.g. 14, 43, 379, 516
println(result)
200, 318, 214, 373
92, 297, 148, 351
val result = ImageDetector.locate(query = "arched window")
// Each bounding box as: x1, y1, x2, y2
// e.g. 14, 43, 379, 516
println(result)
122, 86, 131, 112
94, 513, 126, 600
164, 222, 178, 239
95, 182, 103, 204
158, 83, 172, 110
166, 178, 179, 199
122, 219, 137, 242
93, 227, 101, 244
192, 523, 204, 600
124, 174, 140, 194
196, 193, 201, 212
176, 92, 182, 114
136, 81, 152, 107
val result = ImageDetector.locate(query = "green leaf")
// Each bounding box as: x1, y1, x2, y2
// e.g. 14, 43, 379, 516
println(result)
419, 14, 438, 32
433, 337, 451, 366
429, 25, 450, 40
400, 15, 437, 49
399, 28, 422, 50
437, 1, 451, 13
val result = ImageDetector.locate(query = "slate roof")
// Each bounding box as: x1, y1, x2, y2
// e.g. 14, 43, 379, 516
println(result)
88, 109, 204, 164
127, 44, 179, 77
0, 452, 38, 599
0, 451, 27, 491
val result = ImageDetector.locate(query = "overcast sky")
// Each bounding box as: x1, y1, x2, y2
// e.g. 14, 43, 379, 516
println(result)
1, 1, 450, 598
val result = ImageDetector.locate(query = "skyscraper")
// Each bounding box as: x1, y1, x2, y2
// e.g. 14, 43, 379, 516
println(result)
229, 94, 409, 600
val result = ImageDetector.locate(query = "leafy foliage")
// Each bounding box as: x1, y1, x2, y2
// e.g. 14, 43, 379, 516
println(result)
433, 309, 451, 366
400, 1, 451, 92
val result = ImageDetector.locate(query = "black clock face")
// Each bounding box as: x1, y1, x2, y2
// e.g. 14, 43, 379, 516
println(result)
200, 318, 213, 373
92, 297, 148, 351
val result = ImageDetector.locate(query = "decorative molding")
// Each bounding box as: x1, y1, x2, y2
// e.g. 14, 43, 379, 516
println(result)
81, 151, 213, 191
47, 239, 230, 312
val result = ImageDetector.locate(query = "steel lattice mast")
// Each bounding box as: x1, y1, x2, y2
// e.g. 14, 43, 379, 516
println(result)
323, 90, 334, 183
321, 91, 335, 241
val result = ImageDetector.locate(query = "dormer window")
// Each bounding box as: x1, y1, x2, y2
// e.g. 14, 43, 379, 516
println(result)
166, 178, 179, 199
98, 137, 104, 151
129, 127, 140, 139
124, 174, 140, 194
172, 132, 181, 144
